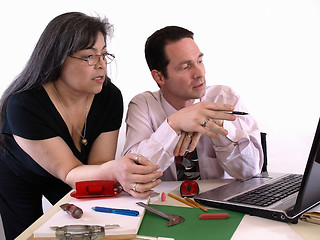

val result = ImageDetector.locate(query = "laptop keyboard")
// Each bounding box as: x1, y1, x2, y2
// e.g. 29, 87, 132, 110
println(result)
228, 174, 302, 207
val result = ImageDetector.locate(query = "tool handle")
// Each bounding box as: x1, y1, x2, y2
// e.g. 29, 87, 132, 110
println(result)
136, 202, 170, 220
110, 208, 139, 216
60, 203, 83, 219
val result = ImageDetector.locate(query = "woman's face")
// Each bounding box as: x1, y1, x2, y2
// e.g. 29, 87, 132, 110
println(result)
58, 32, 108, 95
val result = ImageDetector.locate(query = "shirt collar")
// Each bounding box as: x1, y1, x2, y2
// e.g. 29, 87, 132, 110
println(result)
159, 90, 177, 117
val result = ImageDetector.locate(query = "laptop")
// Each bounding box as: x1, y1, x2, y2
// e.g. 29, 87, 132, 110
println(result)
194, 118, 320, 223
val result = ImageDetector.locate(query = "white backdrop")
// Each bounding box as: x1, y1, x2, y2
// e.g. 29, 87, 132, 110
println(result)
1, 0, 320, 174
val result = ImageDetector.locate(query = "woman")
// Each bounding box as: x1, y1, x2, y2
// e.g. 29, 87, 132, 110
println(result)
0, 12, 162, 240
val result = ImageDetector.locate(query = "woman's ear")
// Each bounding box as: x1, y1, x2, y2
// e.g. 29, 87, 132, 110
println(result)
151, 70, 165, 87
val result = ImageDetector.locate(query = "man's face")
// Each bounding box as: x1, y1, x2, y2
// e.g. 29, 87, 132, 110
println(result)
162, 38, 206, 102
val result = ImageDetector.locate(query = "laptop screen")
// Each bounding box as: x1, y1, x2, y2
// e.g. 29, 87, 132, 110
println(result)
293, 117, 320, 215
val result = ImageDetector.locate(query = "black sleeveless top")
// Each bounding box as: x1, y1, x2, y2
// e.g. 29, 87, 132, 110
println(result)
0, 81, 123, 202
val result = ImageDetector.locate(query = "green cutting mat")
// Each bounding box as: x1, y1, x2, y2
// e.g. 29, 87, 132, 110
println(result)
138, 204, 244, 240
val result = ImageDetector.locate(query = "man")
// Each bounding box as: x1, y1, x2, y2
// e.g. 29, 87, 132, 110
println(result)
122, 26, 263, 181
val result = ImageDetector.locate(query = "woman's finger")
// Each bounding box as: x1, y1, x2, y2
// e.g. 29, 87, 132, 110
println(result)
131, 179, 161, 193
128, 179, 162, 198
131, 154, 153, 166
129, 189, 156, 198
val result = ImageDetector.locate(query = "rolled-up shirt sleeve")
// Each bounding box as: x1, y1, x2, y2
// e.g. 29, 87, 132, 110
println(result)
204, 86, 263, 180
211, 117, 263, 180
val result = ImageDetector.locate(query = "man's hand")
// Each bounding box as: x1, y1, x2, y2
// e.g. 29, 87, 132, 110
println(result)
173, 131, 201, 156
167, 102, 236, 139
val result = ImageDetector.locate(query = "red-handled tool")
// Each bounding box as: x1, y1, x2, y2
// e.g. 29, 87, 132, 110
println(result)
60, 203, 83, 219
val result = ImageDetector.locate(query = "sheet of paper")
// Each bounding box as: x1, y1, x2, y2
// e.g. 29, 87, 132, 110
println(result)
300, 204, 320, 224
34, 192, 148, 238
231, 215, 303, 240
306, 204, 320, 213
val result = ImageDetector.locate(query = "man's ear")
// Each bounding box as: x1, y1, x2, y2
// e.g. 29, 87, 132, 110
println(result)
151, 70, 165, 87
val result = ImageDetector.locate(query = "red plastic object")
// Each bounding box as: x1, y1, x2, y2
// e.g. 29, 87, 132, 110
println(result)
70, 180, 121, 198
161, 192, 166, 202
180, 180, 199, 197
199, 213, 229, 219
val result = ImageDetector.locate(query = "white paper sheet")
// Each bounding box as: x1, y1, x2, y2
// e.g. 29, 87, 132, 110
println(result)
34, 192, 148, 238
231, 215, 303, 240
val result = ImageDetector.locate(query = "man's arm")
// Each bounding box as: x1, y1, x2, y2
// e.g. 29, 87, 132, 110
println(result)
199, 85, 263, 180
122, 93, 180, 172
211, 117, 263, 180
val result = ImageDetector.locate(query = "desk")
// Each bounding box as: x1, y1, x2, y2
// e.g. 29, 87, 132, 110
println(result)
16, 180, 320, 240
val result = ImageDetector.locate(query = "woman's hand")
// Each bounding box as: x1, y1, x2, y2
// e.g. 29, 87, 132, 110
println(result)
112, 153, 163, 198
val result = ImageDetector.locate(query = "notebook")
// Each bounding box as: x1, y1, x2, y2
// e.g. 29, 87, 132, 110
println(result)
194, 118, 320, 223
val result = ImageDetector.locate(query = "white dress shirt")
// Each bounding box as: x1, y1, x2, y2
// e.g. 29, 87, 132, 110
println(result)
122, 85, 263, 180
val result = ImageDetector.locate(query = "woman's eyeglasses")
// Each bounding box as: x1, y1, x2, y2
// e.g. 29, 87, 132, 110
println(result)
69, 52, 115, 66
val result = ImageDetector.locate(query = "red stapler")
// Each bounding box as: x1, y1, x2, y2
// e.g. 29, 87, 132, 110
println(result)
70, 180, 121, 198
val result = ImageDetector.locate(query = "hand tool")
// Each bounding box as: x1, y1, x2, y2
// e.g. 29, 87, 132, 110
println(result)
136, 202, 184, 226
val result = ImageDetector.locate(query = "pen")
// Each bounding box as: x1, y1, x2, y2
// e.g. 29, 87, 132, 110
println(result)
168, 193, 197, 208
220, 110, 248, 115
184, 197, 208, 212
92, 206, 139, 216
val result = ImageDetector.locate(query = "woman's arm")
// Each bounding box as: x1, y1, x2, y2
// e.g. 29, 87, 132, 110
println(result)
13, 135, 162, 198
87, 130, 119, 165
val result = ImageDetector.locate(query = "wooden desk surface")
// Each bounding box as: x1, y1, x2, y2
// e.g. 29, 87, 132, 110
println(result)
16, 180, 320, 240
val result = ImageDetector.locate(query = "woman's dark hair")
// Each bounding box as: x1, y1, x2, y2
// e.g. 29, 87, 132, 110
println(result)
0, 12, 113, 128
145, 26, 194, 78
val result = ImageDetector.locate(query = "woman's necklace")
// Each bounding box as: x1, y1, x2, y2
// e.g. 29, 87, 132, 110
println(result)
53, 82, 89, 146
